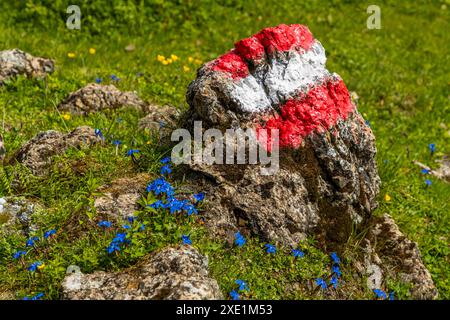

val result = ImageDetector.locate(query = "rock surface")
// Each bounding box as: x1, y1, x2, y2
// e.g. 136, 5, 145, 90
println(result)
183, 24, 380, 247
12, 126, 102, 175
0, 197, 42, 237
94, 173, 151, 221
363, 214, 438, 299
138, 104, 180, 142
0, 134, 5, 160
0, 49, 54, 84
58, 83, 146, 115
61, 246, 223, 300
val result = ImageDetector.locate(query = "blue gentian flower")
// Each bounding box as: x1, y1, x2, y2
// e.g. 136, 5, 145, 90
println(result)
107, 242, 121, 254
230, 290, 240, 300
106, 232, 128, 254
234, 232, 246, 247
166, 197, 186, 214
139, 224, 145, 231
13, 250, 26, 259
112, 140, 122, 146
110, 74, 120, 81
94, 129, 105, 140
95, 77, 102, 84
97, 221, 112, 228
26, 237, 39, 247
160, 165, 172, 175
330, 252, 340, 264
126, 149, 140, 156
421, 168, 430, 174
123, 224, 131, 230
425, 179, 432, 186
182, 234, 192, 245
373, 289, 387, 299
193, 192, 205, 203
160, 157, 171, 164
183, 202, 198, 216
389, 291, 395, 300
146, 177, 175, 196
235, 279, 249, 292
315, 278, 327, 290
23, 292, 45, 300
428, 143, 436, 154
329, 275, 339, 289
149, 200, 166, 209
265, 244, 276, 254
332, 264, 342, 278
292, 248, 304, 258
44, 229, 56, 239
27, 261, 43, 272
127, 216, 136, 224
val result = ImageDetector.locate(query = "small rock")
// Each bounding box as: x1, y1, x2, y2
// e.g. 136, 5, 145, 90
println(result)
0, 197, 42, 237
94, 173, 151, 221
12, 126, 102, 175
61, 246, 223, 300
57, 83, 146, 115
0, 49, 54, 84
364, 214, 438, 299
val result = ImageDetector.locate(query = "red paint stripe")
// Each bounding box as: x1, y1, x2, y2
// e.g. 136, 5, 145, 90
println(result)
257, 78, 354, 150
211, 24, 315, 79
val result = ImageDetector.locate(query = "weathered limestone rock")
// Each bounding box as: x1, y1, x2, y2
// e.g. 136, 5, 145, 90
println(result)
0, 197, 42, 237
12, 126, 102, 175
61, 246, 223, 300
184, 24, 380, 247
138, 104, 180, 142
94, 173, 151, 221
58, 83, 146, 115
363, 214, 438, 299
0, 49, 54, 84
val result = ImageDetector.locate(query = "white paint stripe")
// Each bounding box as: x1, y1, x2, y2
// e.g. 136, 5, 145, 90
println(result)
228, 41, 330, 113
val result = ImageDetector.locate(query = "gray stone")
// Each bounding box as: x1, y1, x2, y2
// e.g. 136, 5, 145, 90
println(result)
12, 126, 102, 175
0, 197, 42, 237
94, 173, 151, 221
0, 49, 54, 84
61, 246, 223, 300
138, 104, 180, 143
363, 214, 438, 299
57, 83, 146, 115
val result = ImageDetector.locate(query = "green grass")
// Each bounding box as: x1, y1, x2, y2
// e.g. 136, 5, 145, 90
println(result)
0, 0, 449, 299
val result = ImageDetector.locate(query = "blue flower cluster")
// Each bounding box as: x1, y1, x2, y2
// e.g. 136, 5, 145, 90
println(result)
265, 244, 276, 254
182, 235, 192, 245
146, 158, 204, 218
292, 248, 304, 258
373, 289, 395, 300
315, 252, 342, 291
230, 279, 250, 300
107, 232, 128, 254
23, 292, 44, 300
234, 232, 246, 247
27, 261, 43, 272
44, 229, 56, 239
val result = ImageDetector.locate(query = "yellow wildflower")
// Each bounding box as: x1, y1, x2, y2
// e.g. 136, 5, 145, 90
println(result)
194, 59, 202, 65
183, 65, 191, 72
89, 48, 96, 55
188, 57, 194, 63
166, 58, 173, 64
162, 60, 169, 65
62, 113, 71, 121
157, 55, 165, 62
384, 194, 391, 202
67, 52, 76, 59
37, 263, 46, 270
170, 54, 179, 61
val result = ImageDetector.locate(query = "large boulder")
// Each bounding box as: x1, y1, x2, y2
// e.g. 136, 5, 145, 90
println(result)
184, 24, 380, 247
12, 126, 102, 175
0, 49, 54, 84
57, 83, 146, 115
61, 246, 223, 300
